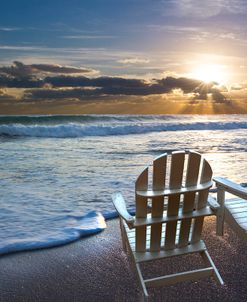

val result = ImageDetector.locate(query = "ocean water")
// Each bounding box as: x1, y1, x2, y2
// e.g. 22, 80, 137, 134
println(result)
0, 114, 247, 255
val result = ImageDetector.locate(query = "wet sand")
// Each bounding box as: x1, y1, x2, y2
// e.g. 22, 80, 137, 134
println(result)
1, 217, 247, 302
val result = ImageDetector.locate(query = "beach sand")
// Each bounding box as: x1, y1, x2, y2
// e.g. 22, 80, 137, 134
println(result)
1, 217, 247, 302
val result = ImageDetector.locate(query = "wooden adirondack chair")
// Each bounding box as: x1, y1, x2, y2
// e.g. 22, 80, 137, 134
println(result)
214, 177, 247, 241
112, 151, 223, 300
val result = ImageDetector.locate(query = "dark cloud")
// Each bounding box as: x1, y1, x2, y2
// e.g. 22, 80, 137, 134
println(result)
211, 88, 228, 103
0, 61, 35, 78
23, 77, 227, 103
44, 75, 207, 96
24, 88, 102, 101
0, 61, 229, 103
31, 63, 94, 74
22, 77, 180, 99
157, 77, 202, 93
44, 75, 202, 96
0, 61, 95, 78
45, 75, 147, 88
0, 74, 44, 88
192, 82, 229, 103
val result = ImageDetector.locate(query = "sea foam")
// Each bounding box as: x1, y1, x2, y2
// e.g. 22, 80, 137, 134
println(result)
0, 211, 108, 255
0, 120, 247, 138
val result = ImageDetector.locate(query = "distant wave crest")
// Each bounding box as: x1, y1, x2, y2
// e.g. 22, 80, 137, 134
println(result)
0, 121, 247, 138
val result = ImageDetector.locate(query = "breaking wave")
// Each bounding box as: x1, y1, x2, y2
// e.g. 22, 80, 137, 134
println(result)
0, 115, 247, 138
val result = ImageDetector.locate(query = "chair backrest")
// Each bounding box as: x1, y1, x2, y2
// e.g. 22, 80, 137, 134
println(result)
134, 150, 212, 252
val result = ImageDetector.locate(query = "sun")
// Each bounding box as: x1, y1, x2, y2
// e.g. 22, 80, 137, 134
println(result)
190, 64, 228, 84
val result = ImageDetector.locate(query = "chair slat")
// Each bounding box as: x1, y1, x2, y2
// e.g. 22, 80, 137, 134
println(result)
183, 152, 201, 212
227, 207, 247, 214
167, 152, 185, 215
165, 222, 177, 250
192, 159, 213, 243
198, 159, 212, 209
225, 198, 247, 206
191, 217, 204, 243
197, 190, 209, 210
226, 203, 247, 210
169, 151, 185, 189
165, 151, 185, 250
135, 167, 148, 252
232, 212, 247, 219
200, 159, 213, 183
153, 154, 167, 191
178, 218, 192, 246
151, 154, 167, 252
150, 197, 163, 251
185, 151, 201, 186
179, 152, 201, 247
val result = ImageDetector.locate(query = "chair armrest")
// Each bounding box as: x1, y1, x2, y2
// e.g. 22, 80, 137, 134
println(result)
207, 195, 220, 210
112, 192, 134, 228
213, 177, 247, 200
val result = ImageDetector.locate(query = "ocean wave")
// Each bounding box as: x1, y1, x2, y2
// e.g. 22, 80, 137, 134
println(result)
0, 211, 107, 256
0, 114, 185, 124
0, 121, 247, 138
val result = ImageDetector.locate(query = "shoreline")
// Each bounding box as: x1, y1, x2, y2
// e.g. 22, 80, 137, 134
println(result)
1, 218, 247, 302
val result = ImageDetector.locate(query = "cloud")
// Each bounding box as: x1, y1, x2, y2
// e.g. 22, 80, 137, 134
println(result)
162, 0, 247, 18
62, 35, 116, 39
0, 88, 5, 95
0, 88, 18, 101
192, 82, 229, 103
0, 45, 47, 51
0, 74, 44, 88
21, 75, 227, 103
146, 24, 200, 34
118, 57, 150, 64
38, 76, 188, 95
0, 27, 21, 31
0, 61, 230, 103
0, 61, 96, 78
31, 63, 94, 74
24, 88, 100, 101
45, 75, 147, 88
211, 89, 228, 103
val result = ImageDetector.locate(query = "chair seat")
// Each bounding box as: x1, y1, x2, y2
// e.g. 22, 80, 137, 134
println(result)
225, 198, 247, 240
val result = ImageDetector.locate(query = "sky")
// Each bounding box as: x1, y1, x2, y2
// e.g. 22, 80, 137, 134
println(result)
0, 0, 246, 114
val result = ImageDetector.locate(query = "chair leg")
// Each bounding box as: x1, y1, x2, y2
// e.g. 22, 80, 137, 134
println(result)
216, 188, 225, 236
143, 293, 149, 302
119, 218, 128, 252
216, 210, 225, 236
135, 263, 149, 299
125, 240, 149, 300
200, 250, 224, 285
